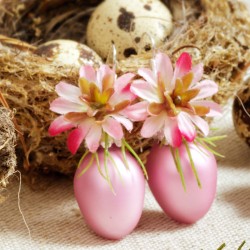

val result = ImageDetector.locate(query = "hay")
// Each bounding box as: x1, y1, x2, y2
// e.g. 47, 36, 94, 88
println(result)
0, 107, 17, 187
0, 0, 249, 176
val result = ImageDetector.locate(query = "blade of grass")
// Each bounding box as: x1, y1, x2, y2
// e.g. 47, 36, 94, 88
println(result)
184, 141, 201, 188
123, 139, 148, 180
78, 153, 94, 177
170, 147, 186, 191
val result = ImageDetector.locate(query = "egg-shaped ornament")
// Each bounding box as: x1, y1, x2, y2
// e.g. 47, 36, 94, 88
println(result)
74, 147, 145, 240
35, 39, 102, 68
146, 142, 217, 224
86, 0, 173, 60
233, 83, 250, 147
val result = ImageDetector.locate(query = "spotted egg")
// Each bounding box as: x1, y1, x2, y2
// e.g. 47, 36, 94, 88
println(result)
86, 0, 173, 60
233, 83, 250, 147
35, 39, 102, 68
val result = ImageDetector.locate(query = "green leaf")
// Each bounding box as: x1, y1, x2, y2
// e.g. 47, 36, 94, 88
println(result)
170, 147, 186, 191
123, 139, 148, 180
184, 141, 202, 188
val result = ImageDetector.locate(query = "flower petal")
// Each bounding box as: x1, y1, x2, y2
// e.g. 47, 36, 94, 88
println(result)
141, 112, 165, 138
115, 73, 135, 92
121, 101, 148, 121
174, 52, 192, 78
102, 117, 123, 140
189, 115, 209, 136
55, 82, 82, 104
85, 123, 102, 153
163, 117, 182, 147
138, 68, 156, 87
48, 115, 74, 136
110, 114, 133, 131
191, 100, 222, 117
192, 80, 218, 101
177, 112, 196, 142
131, 79, 160, 103
50, 97, 87, 114
155, 52, 173, 89
79, 65, 96, 83
191, 63, 203, 85
96, 65, 115, 91
67, 119, 93, 154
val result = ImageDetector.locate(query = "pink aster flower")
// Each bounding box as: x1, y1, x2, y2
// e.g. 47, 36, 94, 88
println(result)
49, 64, 136, 153
131, 52, 222, 147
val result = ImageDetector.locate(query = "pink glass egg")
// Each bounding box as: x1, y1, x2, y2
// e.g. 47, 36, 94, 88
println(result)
146, 142, 217, 224
74, 147, 145, 240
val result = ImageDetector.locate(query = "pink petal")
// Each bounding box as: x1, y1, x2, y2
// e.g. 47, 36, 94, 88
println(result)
177, 112, 196, 142
115, 73, 135, 92
192, 80, 218, 101
163, 117, 182, 147
55, 82, 82, 104
102, 117, 123, 140
189, 115, 209, 136
79, 65, 96, 83
67, 119, 93, 154
131, 79, 160, 103
109, 90, 135, 106
110, 114, 133, 131
174, 52, 192, 78
191, 63, 203, 85
48, 115, 74, 136
141, 112, 165, 138
50, 97, 87, 114
138, 68, 156, 87
191, 100, 222, 117
96, 64, 115, 91
121, 101, 148, 121
85, 123, 102, 153
155, 52, 173, 89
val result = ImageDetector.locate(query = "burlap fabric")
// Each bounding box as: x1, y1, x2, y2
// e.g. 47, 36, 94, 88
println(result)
0, 98, 249, 250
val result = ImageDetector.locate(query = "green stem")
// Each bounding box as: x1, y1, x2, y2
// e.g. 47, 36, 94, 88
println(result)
238, 240, 246, 250
217, 243, 226, 250
123, 139, 148, 180
78, 153, 94, 177
196, 138, 225, 158
77, 150, 89, 169
184, 140, 201, 189
94, 152, 107, 180
104, 133, 115, 194
108, 151, 123, 184
170, 147, 186, 191
121, 141, 130, 170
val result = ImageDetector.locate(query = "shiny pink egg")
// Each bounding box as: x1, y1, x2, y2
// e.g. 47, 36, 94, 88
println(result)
146, 142, 217, 224
74, 147, 145, 240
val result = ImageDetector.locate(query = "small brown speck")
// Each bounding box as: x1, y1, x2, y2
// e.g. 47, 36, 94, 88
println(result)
144, 4, 151, 11
134, 37, 141, 43
117, 8, 135, 32
123, 47, 137, 58
108, 17, 113, 22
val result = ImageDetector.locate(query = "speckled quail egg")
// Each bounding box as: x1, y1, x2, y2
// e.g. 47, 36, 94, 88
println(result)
86, 0, 173, 60
233, 83, 250, 147
36, 39, 102, 68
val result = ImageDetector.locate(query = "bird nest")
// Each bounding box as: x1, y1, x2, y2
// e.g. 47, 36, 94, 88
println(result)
0, 0, 249, 178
